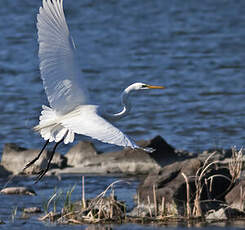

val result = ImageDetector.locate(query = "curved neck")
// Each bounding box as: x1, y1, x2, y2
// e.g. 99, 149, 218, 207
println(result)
102, 86, 133, 121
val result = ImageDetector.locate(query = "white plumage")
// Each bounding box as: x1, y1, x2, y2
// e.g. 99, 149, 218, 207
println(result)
25, 0, 165, 181
35, 104, 137, 148
37, 0, 88, 114
35, 0, 164, 150
36, 0, 136, 148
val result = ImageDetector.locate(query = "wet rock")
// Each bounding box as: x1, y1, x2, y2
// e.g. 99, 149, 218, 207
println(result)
137, 135, 175, 154
198, 149, 227, 162
1, 136, 190, 176
52, 136, 189, 175
52, 147, 161, 175
137, 135, 190, 166
100, 147, 161, 174
129, 203, 155, 217
225, 180, 245, 210
197, 148, 237, 163
137, 157, 233, 215
206, 208, 227, 220
137, 158, 201, 213
53, 136, 175, 175
1, 143, 67, 175
65, 141, 97, 166
206, 207, 245, 220
0, 165, 12, 177
24, 207, 42, 213
0, 186, 36, 196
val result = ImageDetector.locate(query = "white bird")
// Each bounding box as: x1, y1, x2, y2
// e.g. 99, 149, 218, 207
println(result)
24, 0, 165, 182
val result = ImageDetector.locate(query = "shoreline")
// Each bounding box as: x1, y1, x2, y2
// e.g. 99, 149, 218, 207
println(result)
0, 136, 245, 227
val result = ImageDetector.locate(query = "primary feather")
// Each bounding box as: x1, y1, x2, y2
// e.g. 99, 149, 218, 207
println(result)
37, 0, 88, 114
35, 0, 139, 149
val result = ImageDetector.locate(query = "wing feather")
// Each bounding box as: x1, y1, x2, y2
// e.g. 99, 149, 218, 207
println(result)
37, 0, 88, 114
61, 105, 138, 148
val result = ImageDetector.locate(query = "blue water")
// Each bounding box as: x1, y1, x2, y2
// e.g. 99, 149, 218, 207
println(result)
0, 0, 245, 154
1, 0, 245, 155
0, 0, 245, 229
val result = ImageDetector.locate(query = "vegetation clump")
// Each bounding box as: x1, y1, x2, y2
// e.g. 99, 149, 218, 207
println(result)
39, 148, 245, 226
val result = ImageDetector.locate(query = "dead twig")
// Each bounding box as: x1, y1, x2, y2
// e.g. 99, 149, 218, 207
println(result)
153, 184, 157, 217
181, 172, 191, 218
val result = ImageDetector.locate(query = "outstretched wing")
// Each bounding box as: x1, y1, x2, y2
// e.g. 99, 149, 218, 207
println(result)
37, 0, 88, 114
61, 105, 138, 148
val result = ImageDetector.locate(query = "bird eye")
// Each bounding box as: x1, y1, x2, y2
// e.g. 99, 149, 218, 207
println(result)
141, 84, 148, 88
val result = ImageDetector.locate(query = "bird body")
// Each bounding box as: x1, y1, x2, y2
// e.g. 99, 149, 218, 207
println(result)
25, 0, 165, 181
34, 103, 138, 148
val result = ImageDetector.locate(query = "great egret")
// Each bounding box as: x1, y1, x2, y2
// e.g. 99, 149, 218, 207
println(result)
24, 0, 165, 182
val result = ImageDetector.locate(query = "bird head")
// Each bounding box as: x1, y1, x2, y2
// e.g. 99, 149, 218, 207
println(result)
129, 82, 165, 91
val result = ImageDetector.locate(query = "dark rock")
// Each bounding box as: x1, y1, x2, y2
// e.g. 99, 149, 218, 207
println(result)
23, 207, 42, 213
225, 180, 245, 210
65, 141, 97, 166
198, 148, 234, 162
0, 186, 36, 196
1, 143, 67, 175
137, 135, 189, 166
137, 158, 201, 208
137, 156, 233, 215
137, 135, 175, 154
97, 135, 189, 174
201, 167, 232, 201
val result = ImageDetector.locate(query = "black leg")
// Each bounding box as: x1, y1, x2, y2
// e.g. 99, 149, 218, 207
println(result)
23, 140, 49, 171
35, 139, 63, 183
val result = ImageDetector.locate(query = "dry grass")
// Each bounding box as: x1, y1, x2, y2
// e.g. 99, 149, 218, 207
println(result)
192, 151, 218, 217
239, 185, 245, 211
228, 147, 244, 211
192, 147, 244, 217
229, 147, 243, 183
182, 172, 191, 218
40, 179, 127, 224
39, 148, 245, 225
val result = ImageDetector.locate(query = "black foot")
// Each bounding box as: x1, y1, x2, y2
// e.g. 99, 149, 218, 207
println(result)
35, 169, 48, 184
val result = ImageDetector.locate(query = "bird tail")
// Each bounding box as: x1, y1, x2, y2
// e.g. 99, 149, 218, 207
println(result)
33, 105, 58, 132
34, 105, 74, 144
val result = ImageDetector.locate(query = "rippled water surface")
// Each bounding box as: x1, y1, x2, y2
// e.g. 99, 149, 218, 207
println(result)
0, 0, 245, 153
0, 0, 245, 229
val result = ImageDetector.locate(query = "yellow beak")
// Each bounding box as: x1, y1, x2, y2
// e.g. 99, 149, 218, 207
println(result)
147, 85, 165, 89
